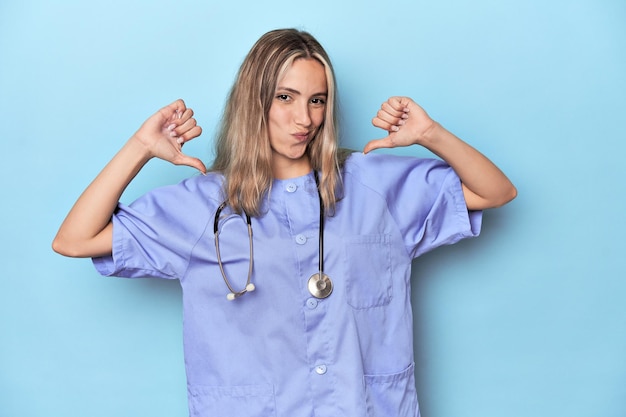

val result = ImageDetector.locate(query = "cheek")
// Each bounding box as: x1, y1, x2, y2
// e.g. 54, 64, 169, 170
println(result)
269, 106, 289, 128
312, 109, 326, 128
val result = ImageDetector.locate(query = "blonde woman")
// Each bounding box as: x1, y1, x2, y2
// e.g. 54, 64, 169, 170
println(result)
54, 28, 516, 417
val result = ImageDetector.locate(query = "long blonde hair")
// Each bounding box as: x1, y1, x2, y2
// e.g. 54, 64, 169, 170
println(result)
211, 28, 347, 216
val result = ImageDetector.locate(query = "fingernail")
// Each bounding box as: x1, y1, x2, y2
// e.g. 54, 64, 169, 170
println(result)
391, 126, 399, 132
170, 131, 178, 138
167, 123, 176, 131
176, 137, 184, 144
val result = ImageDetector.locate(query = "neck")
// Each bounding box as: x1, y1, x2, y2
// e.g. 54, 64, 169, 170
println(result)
271, 156, 312, 179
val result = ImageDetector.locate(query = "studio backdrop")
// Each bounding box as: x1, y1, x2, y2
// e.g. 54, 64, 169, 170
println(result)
1, 1, 625, 416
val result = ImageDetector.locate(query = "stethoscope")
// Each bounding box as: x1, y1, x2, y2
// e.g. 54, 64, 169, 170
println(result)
213, 171, 333, 301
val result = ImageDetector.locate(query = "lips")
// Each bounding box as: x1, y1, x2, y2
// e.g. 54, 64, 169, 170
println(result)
292, 131, 311, 142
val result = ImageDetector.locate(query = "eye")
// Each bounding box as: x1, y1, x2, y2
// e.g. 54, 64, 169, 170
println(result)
276, 94, 291, 102
310, 97, 326, 106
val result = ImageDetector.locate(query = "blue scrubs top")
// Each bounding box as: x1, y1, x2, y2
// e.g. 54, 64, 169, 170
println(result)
94, 152, 482, 417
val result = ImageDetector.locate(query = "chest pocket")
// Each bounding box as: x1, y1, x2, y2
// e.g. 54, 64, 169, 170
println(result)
343, 234, 393, 309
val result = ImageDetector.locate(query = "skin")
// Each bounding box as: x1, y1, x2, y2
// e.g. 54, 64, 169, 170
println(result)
365, 97, 517, 210
52, 100, 204, 258
52, 64, 516, 258
268, 58, 327, 179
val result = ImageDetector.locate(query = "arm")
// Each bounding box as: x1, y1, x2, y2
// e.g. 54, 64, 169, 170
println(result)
52, 99, 205, 258
363, 96, 517, 210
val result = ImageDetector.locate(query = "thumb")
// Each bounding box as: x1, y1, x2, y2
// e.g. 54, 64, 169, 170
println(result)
363, 136, 392, 154
176, 154, 207, 175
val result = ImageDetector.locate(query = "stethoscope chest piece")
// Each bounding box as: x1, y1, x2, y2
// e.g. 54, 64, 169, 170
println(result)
308, 272, 333, 299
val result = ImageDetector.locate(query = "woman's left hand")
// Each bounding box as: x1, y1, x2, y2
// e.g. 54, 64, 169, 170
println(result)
363, 96, 517, 209
363, 96, 436, 153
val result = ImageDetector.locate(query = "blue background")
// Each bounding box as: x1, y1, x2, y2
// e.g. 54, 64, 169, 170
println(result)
1, 0, 625, 416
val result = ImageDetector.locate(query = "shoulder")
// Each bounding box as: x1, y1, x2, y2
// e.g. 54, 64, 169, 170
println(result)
343, 152, 452, 186
179, 172, 224, 197
130, 172, 225, 212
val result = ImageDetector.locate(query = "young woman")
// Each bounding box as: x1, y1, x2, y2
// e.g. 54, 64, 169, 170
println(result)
53, 28, 516, 417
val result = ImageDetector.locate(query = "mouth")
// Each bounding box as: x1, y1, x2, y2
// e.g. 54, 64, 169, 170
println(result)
292, 131, 311, 142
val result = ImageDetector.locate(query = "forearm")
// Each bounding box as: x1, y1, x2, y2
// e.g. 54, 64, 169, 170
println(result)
52, 137, 152, 257
421, 122, 517, 210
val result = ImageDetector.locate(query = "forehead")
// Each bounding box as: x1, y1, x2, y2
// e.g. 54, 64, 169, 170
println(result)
277, 58, 327, 92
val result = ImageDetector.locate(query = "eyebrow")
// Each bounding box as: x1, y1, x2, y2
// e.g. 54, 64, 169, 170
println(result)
276, 87, 328, 97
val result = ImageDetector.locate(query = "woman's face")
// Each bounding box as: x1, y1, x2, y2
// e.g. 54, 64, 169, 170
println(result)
268, 58, 327, 179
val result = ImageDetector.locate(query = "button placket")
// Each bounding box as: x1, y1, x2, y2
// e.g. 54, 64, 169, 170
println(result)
283, 177, 331, 392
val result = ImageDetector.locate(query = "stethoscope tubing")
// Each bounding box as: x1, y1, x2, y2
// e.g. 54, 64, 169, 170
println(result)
213, 171, 326, 300
213, 201, 254, 299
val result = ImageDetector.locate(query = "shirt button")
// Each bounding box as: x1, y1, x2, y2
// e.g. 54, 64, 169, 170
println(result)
286, 183, 297, 193
306, 298, 318, 309
295, 234, 307, 245
315, 364, 327, 375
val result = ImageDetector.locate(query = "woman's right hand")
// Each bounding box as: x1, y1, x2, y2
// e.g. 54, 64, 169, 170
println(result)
132, 99, 206, 174
52, 99, 206, 258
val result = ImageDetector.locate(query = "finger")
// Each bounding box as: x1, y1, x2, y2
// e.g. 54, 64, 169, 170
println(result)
173, 116, 199, 137
178, 125, 203, 143
384, 101, 410, 124
372, 116, 401, 132
170, 108, 202, 141
171, 98, 187, 115
363, 136, 392, 154
390, 96, 412, 111
171, 126, 202, 150
167, 107, 193, 130
376, 108, 401, 126
174, 153, 207, 175
373, 101, 407, 130
381, 101, 406, 118
179, 107, 194, 123
161, 99, 187, 123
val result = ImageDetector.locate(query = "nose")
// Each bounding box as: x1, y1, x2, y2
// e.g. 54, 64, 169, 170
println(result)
294, 101, 312, 127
